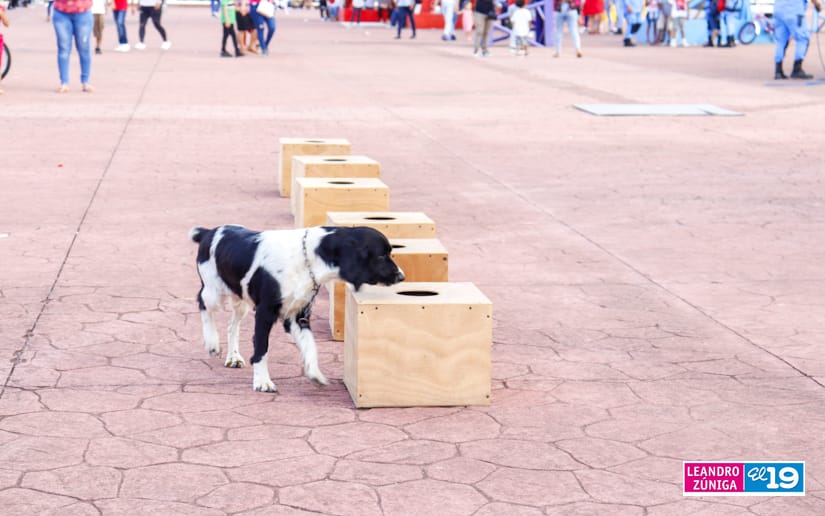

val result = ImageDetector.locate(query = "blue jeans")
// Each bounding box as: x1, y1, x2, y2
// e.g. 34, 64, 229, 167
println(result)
53, 9, 93, 86
250, 3, 276, 53
113, 9, 128, 44
396, 6, 415, 37
555, 6, 581, 53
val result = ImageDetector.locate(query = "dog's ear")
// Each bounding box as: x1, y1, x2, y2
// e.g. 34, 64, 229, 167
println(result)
316, 228, 352, 267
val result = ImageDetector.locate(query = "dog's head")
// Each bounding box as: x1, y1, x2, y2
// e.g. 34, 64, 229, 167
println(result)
318, 226, 405, 291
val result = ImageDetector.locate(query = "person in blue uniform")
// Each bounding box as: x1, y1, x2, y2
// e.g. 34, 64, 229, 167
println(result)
773, 0, 821, 79
704, 0, 721, 46
622, 0, 642, 46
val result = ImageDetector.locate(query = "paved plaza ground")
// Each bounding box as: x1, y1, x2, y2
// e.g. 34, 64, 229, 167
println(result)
2, 5, 825, 515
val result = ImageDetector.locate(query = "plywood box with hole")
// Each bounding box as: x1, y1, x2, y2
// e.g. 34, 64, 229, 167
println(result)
290, 155, 381, 214
278, 138, 351, 197
294, 178, 389, 228
325, 212, 436, 239
344, 282, 492, 408
329, 238, 448, 341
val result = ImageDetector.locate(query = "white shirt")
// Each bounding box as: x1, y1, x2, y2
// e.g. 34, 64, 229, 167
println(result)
511, 7, 532, 37
91, 0, 106, 14
353, 0, 364, 7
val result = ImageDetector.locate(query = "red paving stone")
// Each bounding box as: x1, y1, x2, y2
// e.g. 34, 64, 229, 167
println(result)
2, 5, 825, 515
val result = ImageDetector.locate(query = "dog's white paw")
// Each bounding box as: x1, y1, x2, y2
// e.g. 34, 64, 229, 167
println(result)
205, 341, 221, 357
253, 378, 277, 392
306, 366, 329, 386
224, 351, 245, 368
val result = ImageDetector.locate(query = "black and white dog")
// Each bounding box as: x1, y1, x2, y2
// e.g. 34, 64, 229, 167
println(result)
189, 225, 405, 392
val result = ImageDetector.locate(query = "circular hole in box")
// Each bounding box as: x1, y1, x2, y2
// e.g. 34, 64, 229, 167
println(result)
323, 158, 348, 162
391, 244, 406, 249
397, 290, 439, 297
364, 216, 396, 220
327, 181, 354, 185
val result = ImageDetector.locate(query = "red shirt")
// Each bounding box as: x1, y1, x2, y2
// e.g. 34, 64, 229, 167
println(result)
54, 0, 93, 13
113, 0, 129, 10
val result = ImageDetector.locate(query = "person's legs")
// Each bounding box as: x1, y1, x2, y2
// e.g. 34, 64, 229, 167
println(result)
791, 15, 810, 61
396, 6, 408, 37
222, 24, 231, 52
441, 0, 455, 38
773, 16, 790, 64
262, 16, 275, 51
150, 7, 168, 41
569, 9, 581, 51
250, 3, 266, 51
229, 26, 240, 54
93, 13, 103, 51
409, 6, 416, 36
73, 10, 93, 87
52, 9, 73, 87
789, 13, 812, 78
554, 7, 564, 54
139, 6, 150, 42
113, 10, 128, 44
479, 17, 490, 51
473, 11, 486, 51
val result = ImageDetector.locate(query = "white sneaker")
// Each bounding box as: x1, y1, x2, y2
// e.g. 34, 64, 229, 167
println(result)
161, 41, 171, 50
114, 43, 130, 52
135, 42, 146, 50
669, 40, 676, 47
682, 40, 690, 47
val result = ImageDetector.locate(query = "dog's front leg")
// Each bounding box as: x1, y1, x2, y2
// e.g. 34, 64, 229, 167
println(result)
250, 304, 279, 392
286, 307, 328, 386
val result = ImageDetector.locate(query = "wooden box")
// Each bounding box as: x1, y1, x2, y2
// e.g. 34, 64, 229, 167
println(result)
278, 138, 351, 197
294, 178, 389, 228
344, 282, 492, 408
329, 238, 448, 341
291, 155, 381, 214
325, 211, 436, 238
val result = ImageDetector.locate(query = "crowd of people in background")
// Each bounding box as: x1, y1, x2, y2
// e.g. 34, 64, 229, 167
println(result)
0, 0, 821, 95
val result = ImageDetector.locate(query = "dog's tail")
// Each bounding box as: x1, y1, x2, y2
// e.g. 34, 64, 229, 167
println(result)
189, 227, 209, 244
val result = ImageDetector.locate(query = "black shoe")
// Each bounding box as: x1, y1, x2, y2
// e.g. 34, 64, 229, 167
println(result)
703, 36, 714, 47
221, 50, 232, 57
95, 47, 102, 55
774, 62, 788, 80
450, 34, 456, 41
394, 35, 401, 39
235, 50, 244, 57
623, 38, 635, 47
790, 59, 813, 79
410, 33, 416, 39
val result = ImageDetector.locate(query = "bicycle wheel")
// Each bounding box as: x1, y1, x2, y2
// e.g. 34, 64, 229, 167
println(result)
1, 43, 9, 79
738, 22, 757, 45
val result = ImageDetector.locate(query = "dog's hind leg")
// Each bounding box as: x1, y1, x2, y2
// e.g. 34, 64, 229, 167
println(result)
285, 306, 328, 386
225, 299, 249, 368
198, 287, 221, 357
